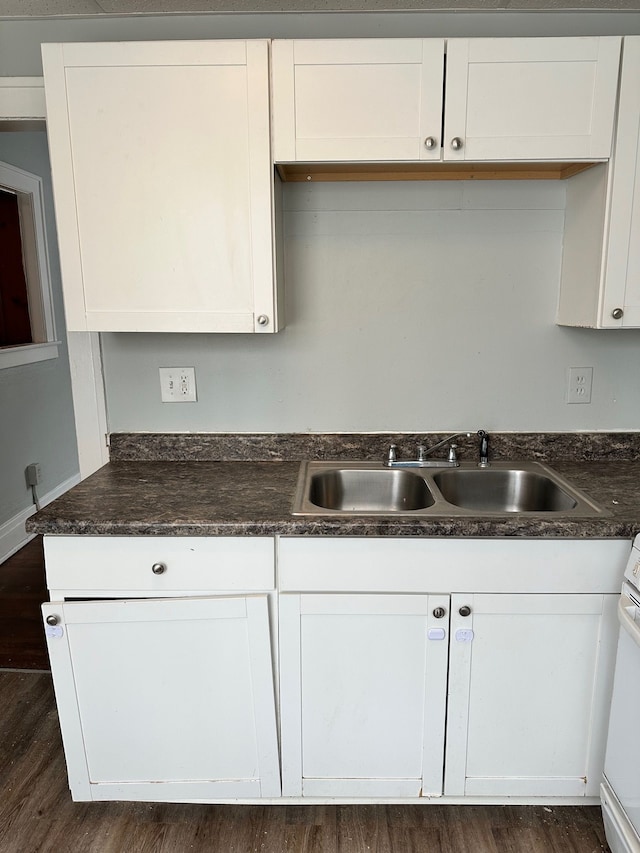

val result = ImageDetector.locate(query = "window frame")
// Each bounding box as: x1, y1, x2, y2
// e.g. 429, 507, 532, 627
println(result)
0, 160, 58, 369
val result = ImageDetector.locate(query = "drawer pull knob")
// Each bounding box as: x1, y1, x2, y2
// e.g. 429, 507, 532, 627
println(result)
152, 562, 167, 575
612, 308, 624, 320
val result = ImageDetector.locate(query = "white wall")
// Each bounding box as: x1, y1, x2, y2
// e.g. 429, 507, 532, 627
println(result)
102, 180, 640, 433
0, 132, 79, 556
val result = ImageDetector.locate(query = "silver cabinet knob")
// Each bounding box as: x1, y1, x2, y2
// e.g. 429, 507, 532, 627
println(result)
152, 562, 166, 575
459, 605, 472, 617
433, 607, 446, 619
424, 136, 437, 150
451, 137, 463, 151
612, 308, 624, 320
46, 615, 59, 626
256, 314, 269, 327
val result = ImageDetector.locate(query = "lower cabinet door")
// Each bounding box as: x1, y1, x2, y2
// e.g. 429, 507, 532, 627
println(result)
43, 595, 280, 801
279, 593, 450, 798
445, 593, 618, 798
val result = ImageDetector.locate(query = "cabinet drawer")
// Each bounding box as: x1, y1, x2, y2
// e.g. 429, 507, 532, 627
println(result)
44, 536, 274, 594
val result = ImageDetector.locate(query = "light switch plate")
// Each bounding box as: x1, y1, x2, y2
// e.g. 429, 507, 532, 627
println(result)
159, 367, 197, 403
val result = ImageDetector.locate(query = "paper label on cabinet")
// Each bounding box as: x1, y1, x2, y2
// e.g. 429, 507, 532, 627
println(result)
455, 628, 474, 643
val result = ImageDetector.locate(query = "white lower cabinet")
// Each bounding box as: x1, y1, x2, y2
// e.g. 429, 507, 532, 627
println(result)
43, 535, 627, 804
278, 537, 626, 802
279, 593, 449, 797
445, 592, 618, 798
42, 537, 280, 802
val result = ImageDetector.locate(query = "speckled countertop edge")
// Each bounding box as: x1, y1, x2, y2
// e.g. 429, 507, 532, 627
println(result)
26, 453, 640, 539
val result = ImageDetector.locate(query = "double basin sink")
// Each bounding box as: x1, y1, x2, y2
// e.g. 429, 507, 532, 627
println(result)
292, 460, 605, 517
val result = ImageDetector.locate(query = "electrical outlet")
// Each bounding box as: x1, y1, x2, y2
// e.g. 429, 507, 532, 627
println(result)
25, 463, 41, 486
159, 367, 197, 403
567, 367, 593, 404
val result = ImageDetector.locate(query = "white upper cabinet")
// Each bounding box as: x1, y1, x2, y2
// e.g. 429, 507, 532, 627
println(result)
272, 39, 445, 162
444, 38, 621, 162
272, 36, 621, 164
42, 41, 281, 334
558, 37, 640, 328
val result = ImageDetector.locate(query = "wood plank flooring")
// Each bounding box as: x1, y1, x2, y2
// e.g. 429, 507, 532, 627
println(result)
0, 671, 611, 853
0, 536, 49, 670
0, 539, 612, 852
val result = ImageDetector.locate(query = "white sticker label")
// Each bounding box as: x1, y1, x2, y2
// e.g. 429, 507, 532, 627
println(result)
428, 628, 446, 641
455, 628, 474, 643
45, 624, 64, 639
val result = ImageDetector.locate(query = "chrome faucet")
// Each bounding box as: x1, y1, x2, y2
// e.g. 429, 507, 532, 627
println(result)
385, 432, 474, 468
478, 430, 490, 467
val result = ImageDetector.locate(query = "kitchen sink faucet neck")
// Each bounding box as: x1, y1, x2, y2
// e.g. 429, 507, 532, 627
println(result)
385, 432, 475, 468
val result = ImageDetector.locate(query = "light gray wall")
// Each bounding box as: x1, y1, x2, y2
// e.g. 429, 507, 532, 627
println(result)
102, 180, 640, 434
0, 132, 78, 525
2, 11, 640, 76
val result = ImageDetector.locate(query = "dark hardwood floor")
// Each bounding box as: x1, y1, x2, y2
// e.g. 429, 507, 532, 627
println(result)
0, 536, 49, 670
0, 539, 611, 852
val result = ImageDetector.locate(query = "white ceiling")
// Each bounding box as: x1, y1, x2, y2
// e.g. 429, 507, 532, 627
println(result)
2, 0, 640, 17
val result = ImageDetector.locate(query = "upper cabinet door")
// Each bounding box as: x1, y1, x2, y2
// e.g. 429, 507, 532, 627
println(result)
444, 37, 621, 162
43, 41, 280, 333
272, 39, 445, 162
596, 36, 640, 327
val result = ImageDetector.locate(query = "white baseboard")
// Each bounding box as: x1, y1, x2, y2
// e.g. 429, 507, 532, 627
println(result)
0, 473, 81, 565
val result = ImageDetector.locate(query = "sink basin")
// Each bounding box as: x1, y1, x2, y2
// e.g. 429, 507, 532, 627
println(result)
291, 460, 605, 517
308, 468, 435, 512
432, 468, 578, 513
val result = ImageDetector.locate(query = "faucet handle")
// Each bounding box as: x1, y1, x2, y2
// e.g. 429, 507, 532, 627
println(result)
417, 444, 427, 462
387, 444, 398, 465
448, 443, 458, 464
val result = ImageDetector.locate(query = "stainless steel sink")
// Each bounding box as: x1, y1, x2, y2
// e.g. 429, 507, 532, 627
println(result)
308, 468, 435, 512
291, 460, 605, 517
432, 468, 579, 513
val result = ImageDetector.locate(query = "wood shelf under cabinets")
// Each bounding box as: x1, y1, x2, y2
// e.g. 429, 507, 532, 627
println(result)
276, 161, 599, 183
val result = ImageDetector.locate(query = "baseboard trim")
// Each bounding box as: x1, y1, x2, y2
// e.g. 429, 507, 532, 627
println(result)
0, 473, 80, 565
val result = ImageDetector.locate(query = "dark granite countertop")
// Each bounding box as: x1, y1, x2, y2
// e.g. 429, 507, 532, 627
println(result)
25, 457, 640, 539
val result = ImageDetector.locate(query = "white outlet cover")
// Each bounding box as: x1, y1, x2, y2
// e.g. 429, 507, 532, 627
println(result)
159, 367, 197, 403
567, 367, 593, 404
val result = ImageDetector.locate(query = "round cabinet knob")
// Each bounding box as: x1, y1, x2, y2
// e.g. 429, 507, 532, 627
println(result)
433, 606, 446, 619
256, 314, 269, 327
46, 615, 59, 626
458, 605, 472, 617
611, 308, 624, 320
451, 137, 464, 151
424, 136, 437, 150
151, 562, 167, 575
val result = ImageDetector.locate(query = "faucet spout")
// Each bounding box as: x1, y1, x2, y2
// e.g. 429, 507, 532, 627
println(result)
420, 431, 474, 458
